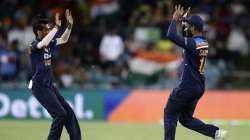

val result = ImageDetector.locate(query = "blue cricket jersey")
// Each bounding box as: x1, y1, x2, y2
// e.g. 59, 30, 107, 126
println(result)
167, 20, 209, 92
29, 39, 57, 87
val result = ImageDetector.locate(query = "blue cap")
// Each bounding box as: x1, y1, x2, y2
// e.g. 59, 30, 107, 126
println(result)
185, 15, 204, 31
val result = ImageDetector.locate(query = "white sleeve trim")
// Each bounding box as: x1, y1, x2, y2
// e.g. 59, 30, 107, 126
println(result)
56, 28, 72, 45
37, 27, 58, 49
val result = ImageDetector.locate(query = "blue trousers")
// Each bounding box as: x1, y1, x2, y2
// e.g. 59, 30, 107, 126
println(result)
164, 88, 218, 140
32, 84, 82, 140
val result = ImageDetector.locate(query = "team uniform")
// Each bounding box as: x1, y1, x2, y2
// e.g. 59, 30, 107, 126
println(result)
29, 38, 82, 140
164, 19, 219, 140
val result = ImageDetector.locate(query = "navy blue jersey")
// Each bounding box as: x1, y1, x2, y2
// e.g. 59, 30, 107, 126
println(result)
29, 39, 57, 86
167, 20, 209, 92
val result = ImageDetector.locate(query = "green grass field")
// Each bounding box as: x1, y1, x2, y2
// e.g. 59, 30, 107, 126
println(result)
0, 120, 249, 140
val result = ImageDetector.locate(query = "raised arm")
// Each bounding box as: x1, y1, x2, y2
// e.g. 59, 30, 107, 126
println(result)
166, 20, 187, 47
37, 13, 61, 49
166, 5, 196, 53
56, 9, 73, 45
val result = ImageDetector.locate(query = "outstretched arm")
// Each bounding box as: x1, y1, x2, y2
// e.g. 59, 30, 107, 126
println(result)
37, 13, 61, 49
56, 9, 73, 45
167, 20, 187, 48
166, 5, 196, 52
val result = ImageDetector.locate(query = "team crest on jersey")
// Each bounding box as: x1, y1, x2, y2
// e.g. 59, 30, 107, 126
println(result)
44, 48, 51, 66
44, 48, 49, 52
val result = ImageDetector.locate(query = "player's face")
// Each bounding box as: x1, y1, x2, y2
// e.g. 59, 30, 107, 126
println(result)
41, 24, 51, 38
186, 24, 193, 37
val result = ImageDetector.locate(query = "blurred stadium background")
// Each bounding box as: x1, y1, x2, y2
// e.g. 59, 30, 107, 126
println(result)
0, 0, 250, 140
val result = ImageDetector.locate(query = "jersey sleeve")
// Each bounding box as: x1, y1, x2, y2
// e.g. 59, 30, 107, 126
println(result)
49, 39, 57, 47
166, 20, 198, 54
29, 39, 57, 53
193, 38, 209, 50
48, 39, 58, 49
30, 41, 39, 52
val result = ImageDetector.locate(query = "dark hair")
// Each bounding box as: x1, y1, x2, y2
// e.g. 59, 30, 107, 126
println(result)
32, 16, 49, 37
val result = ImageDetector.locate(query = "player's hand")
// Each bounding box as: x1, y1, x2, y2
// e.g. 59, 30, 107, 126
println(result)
55, 13, 61, 28
183, 7, 191, 18
65, 9, 73, 29
173, 5, 184, 21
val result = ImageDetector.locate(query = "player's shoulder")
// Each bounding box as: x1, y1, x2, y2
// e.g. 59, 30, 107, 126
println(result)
28, 39, 40, 54
183, 36, 196, 47
29, 39, 39, 47
192, 36, 208, 50
193, 36, 208, 43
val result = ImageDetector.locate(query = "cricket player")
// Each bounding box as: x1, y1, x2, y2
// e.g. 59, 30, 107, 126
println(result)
29, 10, 82, 140
164, 5, 227, 140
